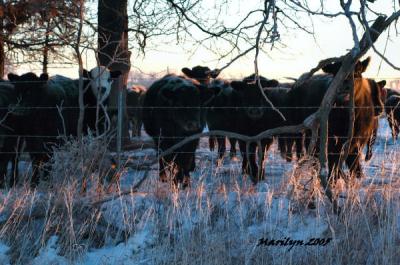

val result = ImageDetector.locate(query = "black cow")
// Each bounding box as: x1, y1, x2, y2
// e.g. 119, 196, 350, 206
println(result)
205, 79, 239, 162
384, 88, 400, 139
52, 67, 122, 136
0, 80, 20, 188
126, 85, 146, 137
5, 66, 121, 187
181, 66, 237, 160
286, 57, 386, 181
7, 72, 63, 186
142, 74, 214, 188
230, 77, 289, 183
241, 75, 305, 163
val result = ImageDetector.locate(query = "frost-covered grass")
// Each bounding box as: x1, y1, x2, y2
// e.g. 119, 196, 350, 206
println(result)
0, 118, 400, 264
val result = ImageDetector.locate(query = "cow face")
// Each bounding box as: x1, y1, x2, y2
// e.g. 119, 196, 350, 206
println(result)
322, 57, 370, 78
369, 80, 386, 116
231, 81, 268, 121
181, 66, 221, 85
205, 79, 233, 108
159, 76, 212, 133
8, 72, 48, 116
83, 66, 122, 104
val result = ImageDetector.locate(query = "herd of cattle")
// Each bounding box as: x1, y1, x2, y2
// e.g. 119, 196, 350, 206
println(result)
0, 58, 399, 190
0, 67, 122, 188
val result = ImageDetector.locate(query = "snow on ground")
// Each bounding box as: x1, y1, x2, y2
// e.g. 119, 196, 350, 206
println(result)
1, 117, 400, 264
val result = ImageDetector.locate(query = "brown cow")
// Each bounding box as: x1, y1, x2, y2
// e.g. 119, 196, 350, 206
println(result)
287, 57, 386, 181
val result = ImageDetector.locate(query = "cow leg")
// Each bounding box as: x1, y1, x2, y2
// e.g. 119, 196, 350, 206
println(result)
131, 118, 137, 137
257, 140, 272, 181
239, 140, 249, 175
137, 107, 143, 137
9, 136, 22, 188
173, 141, 197, 189
229, 138, 237, 158
389, 112, 399, 140
365, 128, 377, 161
0, 135, 18, 189
286, 137, 295, 162
295, 133, 304, 159
173, 160, 191, 189
346, 152, 363, 179
394, 117, 400, 140
10, 156, 19, 187
247, 143, 259, 184
30, 159, 41, 188
278, 136, 289, 161
209, 136, 216, 151
0, 160, 7, 189
217, 136, 226, 162
327, 143, 344, 184
159, 157, 170, 182
9, 153, 19, 188
304, 131, 312, 154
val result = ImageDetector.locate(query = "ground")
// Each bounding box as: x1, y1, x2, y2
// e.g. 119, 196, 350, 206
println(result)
0, 117, 399, 265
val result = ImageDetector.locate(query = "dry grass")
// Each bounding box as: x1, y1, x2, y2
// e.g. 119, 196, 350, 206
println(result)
0, 136, 399, 264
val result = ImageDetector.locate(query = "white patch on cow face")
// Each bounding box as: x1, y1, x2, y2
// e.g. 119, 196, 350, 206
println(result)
89, 66, 113, 104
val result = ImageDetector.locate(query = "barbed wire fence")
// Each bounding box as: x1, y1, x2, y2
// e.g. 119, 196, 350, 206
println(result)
1, 73, 400, 185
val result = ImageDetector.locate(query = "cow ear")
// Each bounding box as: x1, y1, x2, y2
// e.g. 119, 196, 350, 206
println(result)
377, 80, 386, 89
8, 73, 19, 82
39, 73, 49, 81
181, 67, 193, 78
377, 80, 387, 99
110, 70, 122, 79
83, 69, 90, 79
322, 62, 341, 75
230, 81, 246, 91
358, 57, 371, 73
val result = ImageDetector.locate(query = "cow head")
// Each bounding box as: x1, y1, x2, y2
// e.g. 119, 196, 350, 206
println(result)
203, 79, 234, 109
158, 75, 214, 133
370, 80, 386, 116
231, 80, 268, 121
181, 66, 221, 86
322, 57, 371, 78
323, 57, 373, 107
243, 74, 280, 88
8, 72, 48, 116
83, 66, 122, 104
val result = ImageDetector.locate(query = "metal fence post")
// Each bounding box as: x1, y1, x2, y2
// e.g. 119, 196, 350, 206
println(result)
117, 75, 123, 168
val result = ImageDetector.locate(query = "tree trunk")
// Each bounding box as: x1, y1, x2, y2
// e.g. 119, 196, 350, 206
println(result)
42, 21, 51, 74
98, 0, 131, 148
0, 0, 5, 78
0, 33, 4, 79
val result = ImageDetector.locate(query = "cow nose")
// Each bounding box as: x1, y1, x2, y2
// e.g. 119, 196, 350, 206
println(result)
247, 107, 264, 119
100, 87, 108, 94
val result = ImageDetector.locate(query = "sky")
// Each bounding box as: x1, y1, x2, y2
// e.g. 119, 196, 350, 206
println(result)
124, 0, 400, 82
17, 1, 400, 84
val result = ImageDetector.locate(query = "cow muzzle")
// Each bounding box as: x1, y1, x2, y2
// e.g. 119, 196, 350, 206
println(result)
246, 107, 264, 120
